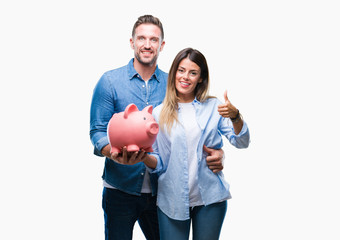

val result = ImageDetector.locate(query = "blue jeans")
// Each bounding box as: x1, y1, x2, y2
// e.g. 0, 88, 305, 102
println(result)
102, 187, 160, 240
157, 201, 227, 240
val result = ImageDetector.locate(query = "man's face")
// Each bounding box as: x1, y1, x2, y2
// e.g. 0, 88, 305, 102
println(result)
130, 24, 165, 66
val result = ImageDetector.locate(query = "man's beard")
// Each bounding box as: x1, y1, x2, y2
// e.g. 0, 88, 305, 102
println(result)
135, 52, 158, 66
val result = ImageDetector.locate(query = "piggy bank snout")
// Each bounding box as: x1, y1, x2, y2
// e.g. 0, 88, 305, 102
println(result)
147, 122, 159, 135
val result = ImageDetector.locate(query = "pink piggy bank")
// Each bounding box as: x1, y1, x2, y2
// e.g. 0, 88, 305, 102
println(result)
107, 104, 159, 154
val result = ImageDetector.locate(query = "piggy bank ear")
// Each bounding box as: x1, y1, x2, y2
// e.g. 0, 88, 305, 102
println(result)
142, 105, 153, 114
124, 104, 139, 118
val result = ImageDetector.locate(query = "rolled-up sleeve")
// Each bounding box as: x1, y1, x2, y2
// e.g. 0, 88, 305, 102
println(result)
219, 117, 250, 149
90, 73, 115, 156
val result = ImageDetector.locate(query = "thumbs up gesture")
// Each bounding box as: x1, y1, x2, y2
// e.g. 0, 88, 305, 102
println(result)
217, 90, 239, 119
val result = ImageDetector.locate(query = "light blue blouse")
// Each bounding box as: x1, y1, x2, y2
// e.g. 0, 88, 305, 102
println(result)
149, 97, 250, 220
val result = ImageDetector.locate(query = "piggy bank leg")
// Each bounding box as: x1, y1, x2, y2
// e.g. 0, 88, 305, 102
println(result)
126, 144, 140, 152
110, 146, 121, 154
143, 147, 153, 152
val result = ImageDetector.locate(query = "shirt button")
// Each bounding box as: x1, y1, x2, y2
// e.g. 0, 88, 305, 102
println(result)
141, 172, 144, 176
142, 85, 145, 87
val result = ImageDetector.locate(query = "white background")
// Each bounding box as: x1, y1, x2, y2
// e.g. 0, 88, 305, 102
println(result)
1, 0, 339, 239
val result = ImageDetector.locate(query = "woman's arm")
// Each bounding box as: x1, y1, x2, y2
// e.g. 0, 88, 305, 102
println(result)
217, 90, 250, 148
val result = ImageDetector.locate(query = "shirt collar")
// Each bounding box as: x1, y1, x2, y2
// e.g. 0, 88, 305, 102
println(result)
178, 97, 202, 110
127, 58, 160, 82
193, 97, 202, 104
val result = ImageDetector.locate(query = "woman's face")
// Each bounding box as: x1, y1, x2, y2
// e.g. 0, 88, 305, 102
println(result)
175, 57, 202, 103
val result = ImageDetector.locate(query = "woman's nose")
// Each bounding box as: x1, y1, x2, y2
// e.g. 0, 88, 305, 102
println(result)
183, 72, 189, 79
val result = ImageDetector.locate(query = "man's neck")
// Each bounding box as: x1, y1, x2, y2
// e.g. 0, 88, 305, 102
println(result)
133, 59, 157, 81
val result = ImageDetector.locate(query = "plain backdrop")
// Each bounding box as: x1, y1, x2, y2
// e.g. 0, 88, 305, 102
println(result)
1, 0, 339, 239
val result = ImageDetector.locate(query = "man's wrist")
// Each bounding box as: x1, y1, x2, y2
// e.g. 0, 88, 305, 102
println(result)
101, 144, 111, 158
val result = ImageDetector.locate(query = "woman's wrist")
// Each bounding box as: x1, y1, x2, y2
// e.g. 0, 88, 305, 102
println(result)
230, 110, 241, 123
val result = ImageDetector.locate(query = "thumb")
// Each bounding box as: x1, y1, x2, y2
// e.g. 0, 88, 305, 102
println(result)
111, 152, 118, 159
223, 90, 229, 102
203, 145, 213, 155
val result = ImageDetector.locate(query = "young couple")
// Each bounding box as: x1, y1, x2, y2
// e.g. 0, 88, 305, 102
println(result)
90, 15, 250, 240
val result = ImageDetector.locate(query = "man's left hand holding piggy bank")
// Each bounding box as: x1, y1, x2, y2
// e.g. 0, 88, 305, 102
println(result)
103, 104, 159, 167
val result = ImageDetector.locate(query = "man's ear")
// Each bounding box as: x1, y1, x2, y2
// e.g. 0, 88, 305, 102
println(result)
130, 38, 134, 50
159, 40, 165, 52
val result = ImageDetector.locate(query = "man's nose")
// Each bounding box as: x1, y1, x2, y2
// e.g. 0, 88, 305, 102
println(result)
144, 39, 151, 48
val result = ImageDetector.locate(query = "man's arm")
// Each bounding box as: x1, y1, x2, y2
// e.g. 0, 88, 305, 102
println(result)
100, 144, 111, 158
90, 74, 114, 156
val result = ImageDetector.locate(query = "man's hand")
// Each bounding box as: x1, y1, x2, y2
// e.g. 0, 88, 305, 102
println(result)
111, 147, 148, 165
101, 144, 147, 165
203, 145, 224, 173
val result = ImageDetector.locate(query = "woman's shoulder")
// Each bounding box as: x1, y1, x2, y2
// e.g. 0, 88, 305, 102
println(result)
154, 103, 164, 111
203, 96, 223, 106
152, 103, 164, 118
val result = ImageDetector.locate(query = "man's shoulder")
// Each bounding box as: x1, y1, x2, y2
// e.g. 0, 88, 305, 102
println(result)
157, 68, 168, 75
103, 64, 128, 78
97, 64, 130, 87
156, 68, 168, 82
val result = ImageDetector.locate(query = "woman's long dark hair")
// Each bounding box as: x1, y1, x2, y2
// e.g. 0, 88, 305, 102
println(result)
159, 48, 212, 133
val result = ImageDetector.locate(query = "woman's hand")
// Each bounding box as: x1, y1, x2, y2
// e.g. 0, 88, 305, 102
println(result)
218, 90, 243, 135
217, 90, 239, 119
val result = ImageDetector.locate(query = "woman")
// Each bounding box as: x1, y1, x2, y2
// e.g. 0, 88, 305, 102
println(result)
143, 48, 250, 240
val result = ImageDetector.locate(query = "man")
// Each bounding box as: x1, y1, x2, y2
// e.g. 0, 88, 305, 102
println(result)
90, 15, 224, 240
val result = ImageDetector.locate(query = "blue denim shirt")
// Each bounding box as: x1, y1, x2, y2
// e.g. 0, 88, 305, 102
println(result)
90, 59, 168, 196
150, 98, 250, 220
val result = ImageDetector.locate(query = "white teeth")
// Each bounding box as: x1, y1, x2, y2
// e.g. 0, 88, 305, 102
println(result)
180, 82, 189, 86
